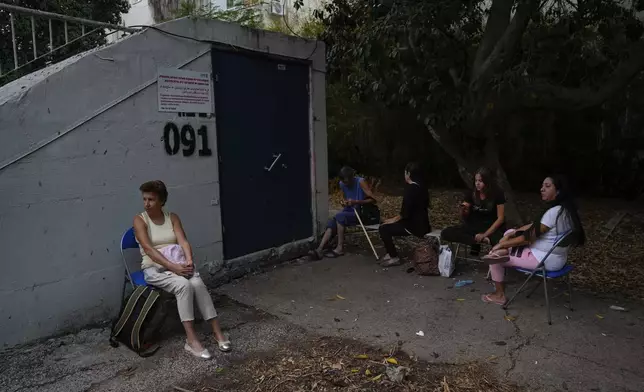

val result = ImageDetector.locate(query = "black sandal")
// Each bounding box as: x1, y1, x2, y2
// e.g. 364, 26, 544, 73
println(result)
308, 249, 323, 260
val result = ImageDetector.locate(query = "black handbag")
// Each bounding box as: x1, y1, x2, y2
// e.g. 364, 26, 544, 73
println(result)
359, 203, 381, 225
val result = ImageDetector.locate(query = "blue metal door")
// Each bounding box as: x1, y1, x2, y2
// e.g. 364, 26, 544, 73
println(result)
212, 48, 313, 259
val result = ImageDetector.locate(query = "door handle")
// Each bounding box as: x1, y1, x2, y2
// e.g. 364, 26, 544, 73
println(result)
264, 153, 282, 172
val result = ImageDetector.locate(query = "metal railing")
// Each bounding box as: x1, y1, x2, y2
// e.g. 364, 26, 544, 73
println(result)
0, 3, 142, 81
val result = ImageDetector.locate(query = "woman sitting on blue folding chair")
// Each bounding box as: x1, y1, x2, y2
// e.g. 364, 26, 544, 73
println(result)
309, 166, 377, 260
134, 180, 230, 359
480, 175, 586, 305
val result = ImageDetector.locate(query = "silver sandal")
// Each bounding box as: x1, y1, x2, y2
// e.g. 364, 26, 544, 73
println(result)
184, 341, 212, 359
215, 339, 232, 352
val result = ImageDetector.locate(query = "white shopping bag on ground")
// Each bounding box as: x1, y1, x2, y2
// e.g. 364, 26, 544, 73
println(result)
438, 245, 454, 277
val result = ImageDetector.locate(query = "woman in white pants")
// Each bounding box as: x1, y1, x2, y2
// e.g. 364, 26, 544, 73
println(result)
133, 180, 231, 359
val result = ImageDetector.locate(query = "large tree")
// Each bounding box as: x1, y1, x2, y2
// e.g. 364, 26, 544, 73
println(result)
298, 0, 644, 222
0, 0, 130, 85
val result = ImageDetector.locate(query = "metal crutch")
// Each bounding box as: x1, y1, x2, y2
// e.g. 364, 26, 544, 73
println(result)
353, 207, 379, 260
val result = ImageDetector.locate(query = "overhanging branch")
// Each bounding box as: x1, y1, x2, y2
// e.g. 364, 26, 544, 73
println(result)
520, 40, 644, 110
471, 0, 539, 92
473, 0, 514, 74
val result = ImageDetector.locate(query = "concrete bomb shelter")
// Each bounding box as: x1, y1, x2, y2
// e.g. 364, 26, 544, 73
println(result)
0, 17, 327, 348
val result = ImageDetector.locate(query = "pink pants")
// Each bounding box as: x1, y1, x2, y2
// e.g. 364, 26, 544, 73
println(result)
489, 229, 539, 282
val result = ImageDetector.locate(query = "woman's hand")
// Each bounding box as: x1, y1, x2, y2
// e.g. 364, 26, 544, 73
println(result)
459, 202, 471, 218
383, 215, 401, 225
168, 263, 193, 277
474, 233, 486, 243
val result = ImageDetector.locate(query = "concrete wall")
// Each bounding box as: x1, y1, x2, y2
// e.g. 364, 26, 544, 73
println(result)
0, 17, 327, 348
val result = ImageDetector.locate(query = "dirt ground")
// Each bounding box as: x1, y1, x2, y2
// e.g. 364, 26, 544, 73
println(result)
186, 335, 519, 392
330, 184, 644, 302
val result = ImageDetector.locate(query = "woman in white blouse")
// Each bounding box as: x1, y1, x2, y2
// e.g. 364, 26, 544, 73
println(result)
481, 175, 586, 305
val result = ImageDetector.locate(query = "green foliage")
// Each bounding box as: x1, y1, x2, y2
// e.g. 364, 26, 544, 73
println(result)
315, 0, 644, 198
297, 14, 324, 39
173, 0, 263, 28
326, 83, 459, 184
265, 12, 324, 39
319, 0, 644, 133
0, 0, 130, 86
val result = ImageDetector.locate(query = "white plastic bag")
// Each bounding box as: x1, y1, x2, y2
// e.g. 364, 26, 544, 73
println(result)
438, 245, 454, 277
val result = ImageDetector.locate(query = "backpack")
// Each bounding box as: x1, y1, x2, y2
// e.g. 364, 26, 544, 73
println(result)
411, 236, 440, 276
109, 285, 169, 357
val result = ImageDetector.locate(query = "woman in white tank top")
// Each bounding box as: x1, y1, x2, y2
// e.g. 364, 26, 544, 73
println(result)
134, 180, 231, 359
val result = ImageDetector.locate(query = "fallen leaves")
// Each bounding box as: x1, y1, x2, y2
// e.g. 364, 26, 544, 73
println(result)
371, 374, 383, 382
196, 334, 522, 391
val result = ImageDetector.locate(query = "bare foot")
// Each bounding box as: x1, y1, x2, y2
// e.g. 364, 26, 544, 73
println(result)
488, 293, 506, 302
482, 293, 506, 305
495, 249, 509, 256
214, 332, 226, 343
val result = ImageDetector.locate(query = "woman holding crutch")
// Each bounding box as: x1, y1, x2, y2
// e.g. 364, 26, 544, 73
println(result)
309, 166, 377, 260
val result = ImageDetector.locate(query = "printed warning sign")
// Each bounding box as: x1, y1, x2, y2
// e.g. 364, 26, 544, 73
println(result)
157, 68, 213, 113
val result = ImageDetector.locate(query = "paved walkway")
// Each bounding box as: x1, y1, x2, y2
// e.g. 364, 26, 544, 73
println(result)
2, 254, 642, 392
220, 254, 644, 392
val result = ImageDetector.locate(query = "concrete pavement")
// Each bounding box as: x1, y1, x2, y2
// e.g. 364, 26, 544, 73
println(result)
219, 254, 644, 392
2, 253, 642, 392
0, 297, 309, 392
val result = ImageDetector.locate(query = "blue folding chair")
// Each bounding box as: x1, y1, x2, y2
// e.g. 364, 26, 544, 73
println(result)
120, 227, 148, 289
503, 230, 576, 325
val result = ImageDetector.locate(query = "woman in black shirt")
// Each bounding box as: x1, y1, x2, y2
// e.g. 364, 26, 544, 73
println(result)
379, 163, 431, 267
441, 167, 506, 251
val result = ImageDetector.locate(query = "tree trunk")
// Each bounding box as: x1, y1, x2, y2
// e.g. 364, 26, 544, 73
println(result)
426, 123, 523, 226
494, 165, 522, 226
